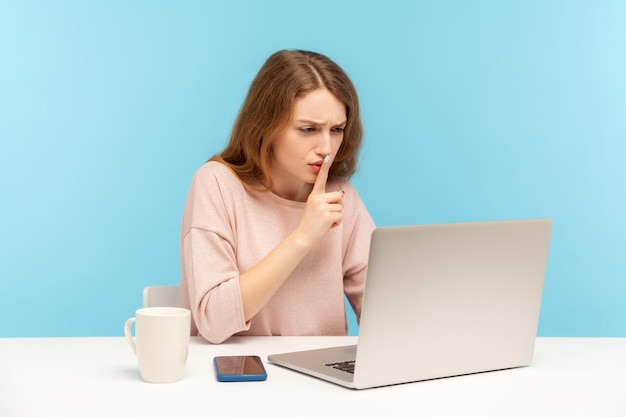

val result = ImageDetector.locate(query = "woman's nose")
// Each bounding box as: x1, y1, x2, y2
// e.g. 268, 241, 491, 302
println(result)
316, 131, 332, 155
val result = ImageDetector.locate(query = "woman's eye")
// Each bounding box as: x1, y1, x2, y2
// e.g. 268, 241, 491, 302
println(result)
332, 127, 345, 134
300, 127, 315, 133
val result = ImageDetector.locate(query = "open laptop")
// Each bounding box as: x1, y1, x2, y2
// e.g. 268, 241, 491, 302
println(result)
267, 218, 552, 389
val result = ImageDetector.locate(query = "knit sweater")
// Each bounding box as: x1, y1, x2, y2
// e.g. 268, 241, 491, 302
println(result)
178, 161, 375, 344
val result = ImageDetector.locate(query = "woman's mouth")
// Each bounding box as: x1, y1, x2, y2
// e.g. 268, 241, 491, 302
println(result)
309, 160, 323, 173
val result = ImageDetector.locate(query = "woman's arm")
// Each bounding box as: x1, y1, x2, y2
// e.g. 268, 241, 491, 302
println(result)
238, 158, 344, 321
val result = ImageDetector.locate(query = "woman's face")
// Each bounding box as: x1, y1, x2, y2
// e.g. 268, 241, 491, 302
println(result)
269, 88, 346, 201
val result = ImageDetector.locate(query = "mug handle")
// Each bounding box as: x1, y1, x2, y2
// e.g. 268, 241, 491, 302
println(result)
124, 317, 137, 354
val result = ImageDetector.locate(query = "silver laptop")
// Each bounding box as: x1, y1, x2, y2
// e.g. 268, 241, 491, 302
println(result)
267, 218, 552, 389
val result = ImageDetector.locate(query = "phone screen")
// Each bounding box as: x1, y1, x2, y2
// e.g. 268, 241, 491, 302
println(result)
213, 355, 267, 381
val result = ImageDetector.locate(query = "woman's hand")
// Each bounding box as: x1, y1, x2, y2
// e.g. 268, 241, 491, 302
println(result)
238, 156, 344, 321
293, 156, 344, 249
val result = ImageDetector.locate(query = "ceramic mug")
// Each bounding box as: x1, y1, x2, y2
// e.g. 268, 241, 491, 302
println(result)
124, 307, 191, 383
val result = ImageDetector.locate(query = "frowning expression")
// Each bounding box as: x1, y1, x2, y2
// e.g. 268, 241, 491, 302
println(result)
269, 88, 346, 200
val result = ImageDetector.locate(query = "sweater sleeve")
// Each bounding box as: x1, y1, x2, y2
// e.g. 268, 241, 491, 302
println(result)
341, 183, 376, 323
179, 163, 251, 344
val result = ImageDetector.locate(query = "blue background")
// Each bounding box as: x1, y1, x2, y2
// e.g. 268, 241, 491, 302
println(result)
1, 1, 624, 338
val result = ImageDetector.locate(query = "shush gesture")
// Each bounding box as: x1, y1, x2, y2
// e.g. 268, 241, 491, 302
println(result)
179, 50, 375, 343
294, 154, 345, 249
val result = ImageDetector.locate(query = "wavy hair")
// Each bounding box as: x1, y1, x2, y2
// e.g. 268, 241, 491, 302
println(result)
211, 49, 363, 190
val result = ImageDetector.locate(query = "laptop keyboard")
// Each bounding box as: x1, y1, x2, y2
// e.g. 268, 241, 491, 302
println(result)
325, 360, 355, 374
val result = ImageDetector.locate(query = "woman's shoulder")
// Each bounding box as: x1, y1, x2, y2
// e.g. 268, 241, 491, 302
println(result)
188, 161, 248, 202
193, 161, 241, 185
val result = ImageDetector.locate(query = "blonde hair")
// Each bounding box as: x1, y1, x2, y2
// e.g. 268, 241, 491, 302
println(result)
211, 49, 363, 190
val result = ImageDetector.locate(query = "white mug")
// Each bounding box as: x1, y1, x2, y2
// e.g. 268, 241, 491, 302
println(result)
124, 307, 191, 383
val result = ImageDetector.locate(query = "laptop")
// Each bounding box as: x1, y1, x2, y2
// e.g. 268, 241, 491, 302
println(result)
267, 218, 552, 389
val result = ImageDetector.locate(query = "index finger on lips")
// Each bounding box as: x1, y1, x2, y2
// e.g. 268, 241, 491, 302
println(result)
312, 154, 331, 195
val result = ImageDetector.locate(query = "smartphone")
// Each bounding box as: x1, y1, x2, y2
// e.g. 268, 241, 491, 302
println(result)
213, 355, 267, 382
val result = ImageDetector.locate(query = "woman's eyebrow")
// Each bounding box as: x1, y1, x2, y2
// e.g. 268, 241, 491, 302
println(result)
296, 119, 347, 126
296, 118, 323, 125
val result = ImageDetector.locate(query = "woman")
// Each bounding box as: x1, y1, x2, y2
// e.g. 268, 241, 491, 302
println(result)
178, 49, 375, 343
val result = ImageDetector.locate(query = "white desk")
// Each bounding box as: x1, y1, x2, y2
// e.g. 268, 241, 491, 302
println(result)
1, 336, 625, 417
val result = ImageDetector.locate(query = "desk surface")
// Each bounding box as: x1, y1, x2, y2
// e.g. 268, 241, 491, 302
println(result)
1, 336, 625, 417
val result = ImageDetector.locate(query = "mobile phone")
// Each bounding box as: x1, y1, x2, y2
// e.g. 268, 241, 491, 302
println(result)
213, 355, 267, 382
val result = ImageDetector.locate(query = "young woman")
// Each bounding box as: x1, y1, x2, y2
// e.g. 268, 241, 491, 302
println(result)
178, 49, 375, 343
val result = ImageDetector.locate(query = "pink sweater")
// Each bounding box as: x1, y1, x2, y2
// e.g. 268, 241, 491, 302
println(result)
178, 161, 375, 343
